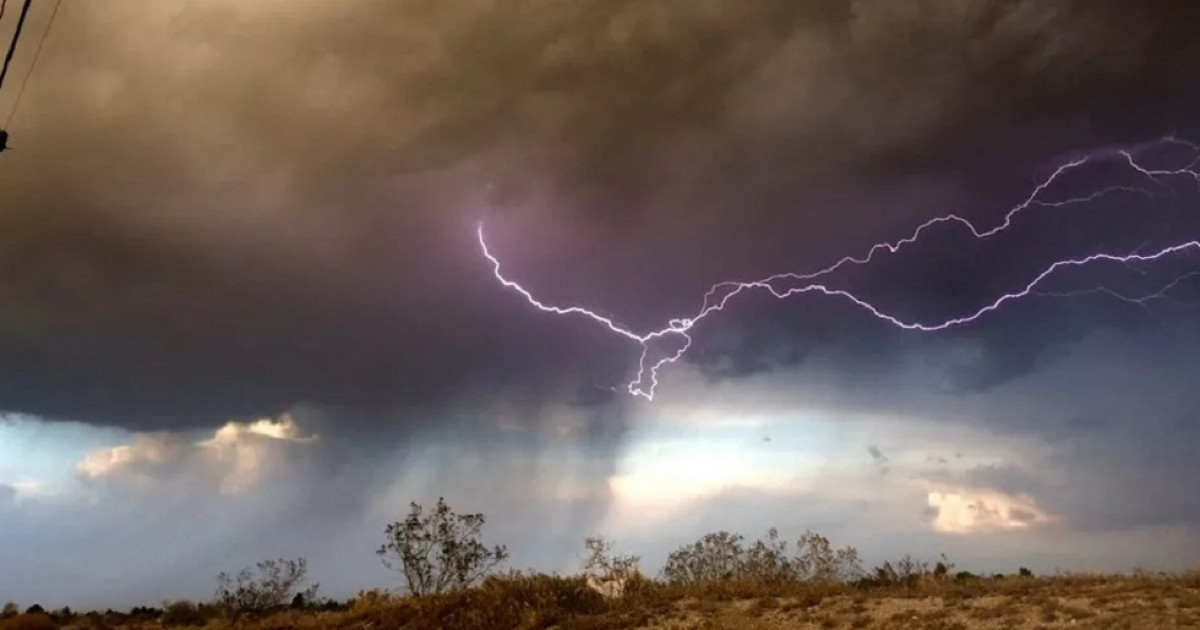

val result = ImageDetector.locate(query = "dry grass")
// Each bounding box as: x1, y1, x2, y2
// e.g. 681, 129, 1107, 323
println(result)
4, 572, 1199, 630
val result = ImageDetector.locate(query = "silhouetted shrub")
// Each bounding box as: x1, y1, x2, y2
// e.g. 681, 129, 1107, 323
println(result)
349, 588, 400, 613
377, 497, 509, 596
742, 528, 794, 583
662, 528, 863, 586
215, 557, 319, 617
581, 537, 641, 598
793, 530, 864, 582
581, 537, 641, 580
662, 531, 748, 585
161, 600, 208, 626
362, 572, 616, 630
869, 554, 951, 586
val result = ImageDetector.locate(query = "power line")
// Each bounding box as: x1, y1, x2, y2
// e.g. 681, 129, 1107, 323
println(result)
6, 0, 60, 128
0, 0, 33, 99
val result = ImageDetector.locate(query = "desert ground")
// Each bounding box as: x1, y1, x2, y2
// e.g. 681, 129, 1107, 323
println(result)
4, 572, 1200, 630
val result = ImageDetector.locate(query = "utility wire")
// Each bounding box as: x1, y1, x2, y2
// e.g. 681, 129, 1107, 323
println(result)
5, 0, 60, 128
0, 0, 33, 100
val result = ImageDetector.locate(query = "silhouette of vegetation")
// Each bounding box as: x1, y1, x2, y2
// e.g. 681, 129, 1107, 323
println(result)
580, 537, 646, 599
10, 509, 1200, 629
214, 557, 319, 618
793, 530, 865, 582
581, 536, 641, 579
376, 497, 509, 596
740, 527, 793, 583
160, 600, 213, 627
661, 528, 864, 586
662, 530, 748, 585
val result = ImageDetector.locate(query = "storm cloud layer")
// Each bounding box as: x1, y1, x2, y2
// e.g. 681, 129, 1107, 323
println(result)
3, 0, 1200, 608
1, 0, 1198, 427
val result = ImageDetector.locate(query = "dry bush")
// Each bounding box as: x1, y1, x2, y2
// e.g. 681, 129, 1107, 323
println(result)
662, 531, 747, 586
581, 537, 641, 581
348, 588, 401, 613
160, 600, 210, 627
661, 528, 864, 587
377, 497, 509, 597
0, 613, 54, 630
742, 528, 794, 583
331, 572, 679, 630
215, 557, 319, 618
348, 573, 609, 630
794, 530, 864, 582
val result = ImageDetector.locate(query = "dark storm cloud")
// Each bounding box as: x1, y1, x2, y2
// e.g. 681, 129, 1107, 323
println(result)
2, 0, 1199, 431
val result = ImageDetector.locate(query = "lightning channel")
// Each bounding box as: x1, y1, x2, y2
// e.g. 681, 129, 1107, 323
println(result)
479, 138, 1200, 400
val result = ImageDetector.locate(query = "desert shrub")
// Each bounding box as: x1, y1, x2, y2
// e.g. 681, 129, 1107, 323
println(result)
160, 600, 208, 627
934, 555, 956, 578
870, 554, 933, 587
349, 588, 401, 613
662, 531, 747, 585
377, 497, 509, 597
580, 538, 642, 599
285, 591, 344, 612
71, 611, 105, 630
0, 604, 15, 619
793, 530, 864, 582
129, 605, 161, 618
581, 537, 641, 580
215, 557, 319, 617
662, 528, 863, 586
0, 613, 54, 630
1019, 567, 1034, 577
308, 597, 348, 612
355, 573, 611, 630
742, 528, 795, 582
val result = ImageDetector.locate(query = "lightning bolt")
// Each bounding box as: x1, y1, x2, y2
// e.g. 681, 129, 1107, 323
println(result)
479, 138, 1200, 400
1032, 271, 1200, 313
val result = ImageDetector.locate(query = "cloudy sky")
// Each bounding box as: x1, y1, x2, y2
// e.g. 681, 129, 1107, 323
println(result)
3, 0, 1200, 610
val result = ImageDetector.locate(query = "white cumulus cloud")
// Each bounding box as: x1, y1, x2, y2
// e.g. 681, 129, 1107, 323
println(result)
75, 413, 318, 495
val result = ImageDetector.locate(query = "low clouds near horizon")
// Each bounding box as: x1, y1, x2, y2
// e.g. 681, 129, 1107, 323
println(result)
3, 0, 1200, 609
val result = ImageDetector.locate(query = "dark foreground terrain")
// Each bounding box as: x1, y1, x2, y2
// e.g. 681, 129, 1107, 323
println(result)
5, 572, 1200, 630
